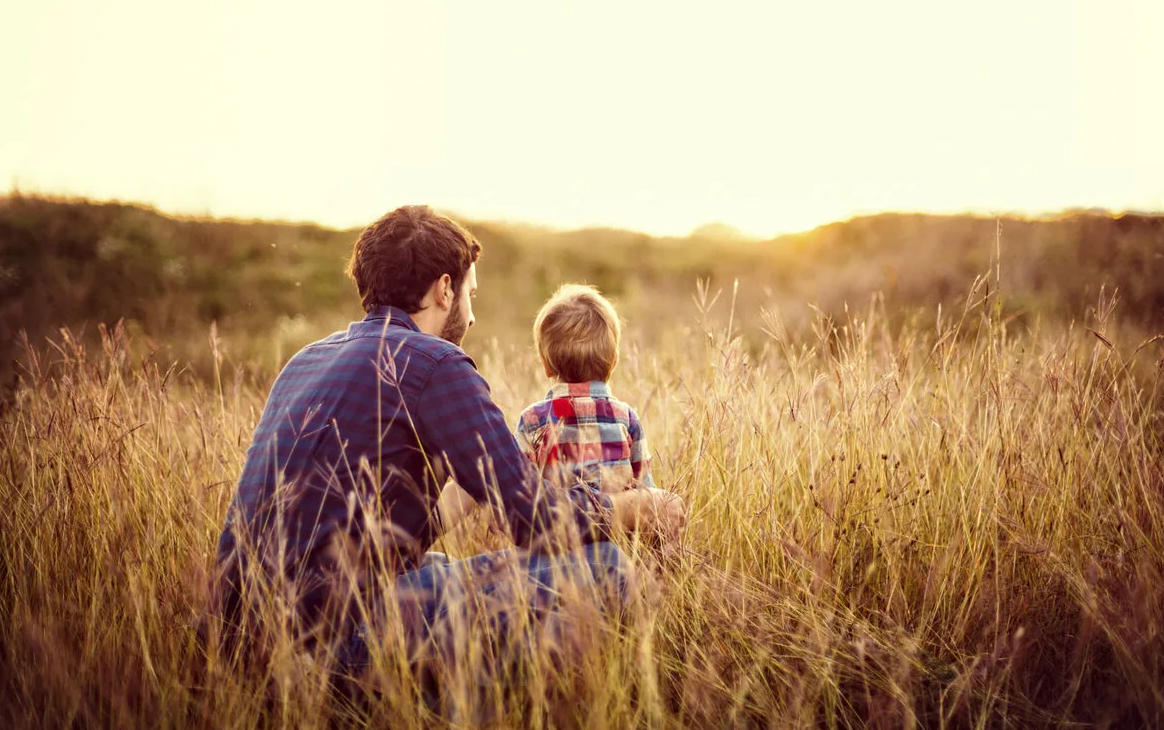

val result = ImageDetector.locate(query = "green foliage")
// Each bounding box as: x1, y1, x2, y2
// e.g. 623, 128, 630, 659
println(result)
0, 196, 359, 379
4, 196, 1162, 386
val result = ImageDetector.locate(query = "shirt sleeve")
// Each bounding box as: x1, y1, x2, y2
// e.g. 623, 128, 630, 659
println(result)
414, 352, 613, 548
627, 407, 656, 489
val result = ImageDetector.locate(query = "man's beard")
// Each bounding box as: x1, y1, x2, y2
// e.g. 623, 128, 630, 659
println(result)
439, 293, 468, 346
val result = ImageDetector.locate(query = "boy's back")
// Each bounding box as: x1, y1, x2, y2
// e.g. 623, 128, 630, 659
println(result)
516, 381, 655, 493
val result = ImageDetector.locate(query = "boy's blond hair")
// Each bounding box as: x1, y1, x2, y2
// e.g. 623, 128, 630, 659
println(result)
534, 284, 621, 383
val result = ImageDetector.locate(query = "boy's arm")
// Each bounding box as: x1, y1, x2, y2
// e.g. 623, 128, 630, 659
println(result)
513, 407, 540, 463
627, 407, 657, 489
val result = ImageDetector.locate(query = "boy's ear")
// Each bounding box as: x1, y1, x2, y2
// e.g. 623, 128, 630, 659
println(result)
542, 358, 555, 379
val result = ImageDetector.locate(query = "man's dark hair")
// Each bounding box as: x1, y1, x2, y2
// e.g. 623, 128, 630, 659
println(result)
346, 205, 482, 314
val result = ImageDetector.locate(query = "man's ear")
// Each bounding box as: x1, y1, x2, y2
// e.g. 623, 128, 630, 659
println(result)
419, 274, 454, 313
436, 273, 454, 311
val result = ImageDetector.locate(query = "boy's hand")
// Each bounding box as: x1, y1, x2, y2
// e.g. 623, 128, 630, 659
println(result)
610, 487, 686, 542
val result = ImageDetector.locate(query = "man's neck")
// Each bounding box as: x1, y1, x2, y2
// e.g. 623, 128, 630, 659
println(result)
408, 306, 444, 338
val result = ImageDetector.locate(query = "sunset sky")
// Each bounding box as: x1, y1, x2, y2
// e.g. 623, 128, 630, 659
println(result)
2, 0, 1162, 237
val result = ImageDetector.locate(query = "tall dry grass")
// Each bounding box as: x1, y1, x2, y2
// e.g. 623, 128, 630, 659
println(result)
2, 280, 1162, 728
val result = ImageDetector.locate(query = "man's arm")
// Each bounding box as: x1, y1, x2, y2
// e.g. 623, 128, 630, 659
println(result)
414, 352, 613, 549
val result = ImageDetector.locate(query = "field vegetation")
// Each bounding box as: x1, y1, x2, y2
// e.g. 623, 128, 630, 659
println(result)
1, 195, 1163, 727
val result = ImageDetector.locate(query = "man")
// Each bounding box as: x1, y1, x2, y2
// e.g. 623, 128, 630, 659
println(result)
211, 205, 685, 678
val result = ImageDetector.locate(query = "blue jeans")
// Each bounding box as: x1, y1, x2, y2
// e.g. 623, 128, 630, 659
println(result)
338, 541, 634, 678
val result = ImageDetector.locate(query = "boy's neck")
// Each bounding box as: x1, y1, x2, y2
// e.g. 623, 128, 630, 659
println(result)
549, 380, 613, 397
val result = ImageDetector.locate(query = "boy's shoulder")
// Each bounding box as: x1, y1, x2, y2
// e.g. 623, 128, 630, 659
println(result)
518, 383, 640, 427
518, 396, 556, 427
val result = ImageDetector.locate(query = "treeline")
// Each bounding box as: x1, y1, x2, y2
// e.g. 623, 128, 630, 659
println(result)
2, 195, 1162, 380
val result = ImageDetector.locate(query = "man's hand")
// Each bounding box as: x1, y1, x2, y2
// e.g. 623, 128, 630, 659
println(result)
610, 487, 686, 542
435, 479, 477, 534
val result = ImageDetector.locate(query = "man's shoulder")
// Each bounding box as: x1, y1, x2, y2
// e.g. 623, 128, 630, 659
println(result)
265, 325, 471, 403
298, 321, 468, 369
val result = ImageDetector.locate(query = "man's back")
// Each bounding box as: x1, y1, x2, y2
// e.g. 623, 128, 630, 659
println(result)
219, 307, 450, 577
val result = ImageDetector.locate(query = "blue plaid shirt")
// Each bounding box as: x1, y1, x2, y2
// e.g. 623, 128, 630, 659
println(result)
214, 305, 613, 629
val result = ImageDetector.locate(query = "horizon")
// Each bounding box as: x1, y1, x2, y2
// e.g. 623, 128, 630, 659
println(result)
10, 191, 1160, 243
3, 1, 1162, 238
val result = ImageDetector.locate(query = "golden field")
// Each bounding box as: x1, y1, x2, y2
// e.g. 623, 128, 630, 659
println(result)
1, 196, 1162, 727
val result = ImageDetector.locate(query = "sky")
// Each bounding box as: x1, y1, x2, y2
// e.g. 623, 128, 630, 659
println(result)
2, 0, 1162, 237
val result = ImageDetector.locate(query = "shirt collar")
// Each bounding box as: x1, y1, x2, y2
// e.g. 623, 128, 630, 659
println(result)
547, 381, 613, 400
365, 305, 420, 332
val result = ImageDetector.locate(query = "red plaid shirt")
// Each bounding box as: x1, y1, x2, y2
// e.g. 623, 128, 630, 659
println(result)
515, 381, 655, 493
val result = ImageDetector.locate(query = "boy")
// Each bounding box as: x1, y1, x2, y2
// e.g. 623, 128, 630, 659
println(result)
515, 284, 656, 494
435, 284, 657, 530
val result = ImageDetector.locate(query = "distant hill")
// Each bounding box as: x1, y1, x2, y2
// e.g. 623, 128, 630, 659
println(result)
2, 195, 1162, 383
690, 222, 756, 242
